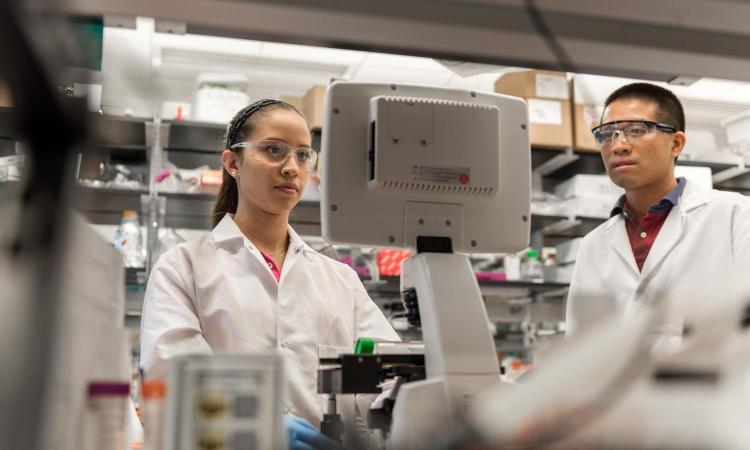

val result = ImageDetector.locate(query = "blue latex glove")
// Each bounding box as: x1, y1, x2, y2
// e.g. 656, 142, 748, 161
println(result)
284, 415, 343, 450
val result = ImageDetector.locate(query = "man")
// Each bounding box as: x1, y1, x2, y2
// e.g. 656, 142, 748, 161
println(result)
565, 82, 750, 336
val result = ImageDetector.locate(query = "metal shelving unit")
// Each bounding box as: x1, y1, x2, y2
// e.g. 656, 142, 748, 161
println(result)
532, 145, 750, 190
59, 118, 748, 251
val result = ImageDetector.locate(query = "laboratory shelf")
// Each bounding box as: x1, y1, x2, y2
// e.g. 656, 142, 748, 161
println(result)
74, 187, 607, 241
531, 147, 603, 179
91, 115, 149, 161
73, 185, 322, 231
74, 187, 218, 229
0, 108, 150, 162
539, 215, 605, 239
3, 109, 748, 189
74, 186, 148, 225
164, 119, 225, 153
713, 172, 750, 194
531, 146, 750, 189
125, 267, 147, 286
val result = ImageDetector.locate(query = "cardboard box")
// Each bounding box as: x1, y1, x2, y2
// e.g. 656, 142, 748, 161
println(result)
526, 98, 573, 148
573, 103, 602, 152
0, 81, 13, 107
495, 71, 573, 148
302, 85, 326, 130
280, 95, 303, 111
494, 70, 570, 100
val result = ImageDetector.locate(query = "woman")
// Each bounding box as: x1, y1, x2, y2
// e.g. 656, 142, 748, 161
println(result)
140, 99, 399, 436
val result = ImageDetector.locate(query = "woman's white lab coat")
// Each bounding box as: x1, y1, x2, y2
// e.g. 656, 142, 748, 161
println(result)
140, 214, 399, 424
566, 179, 750, 336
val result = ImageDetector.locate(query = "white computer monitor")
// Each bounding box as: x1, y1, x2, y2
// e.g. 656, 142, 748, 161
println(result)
320, 81, 531, 254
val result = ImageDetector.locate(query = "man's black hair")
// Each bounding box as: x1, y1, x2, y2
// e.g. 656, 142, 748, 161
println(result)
602, 83, 685, 132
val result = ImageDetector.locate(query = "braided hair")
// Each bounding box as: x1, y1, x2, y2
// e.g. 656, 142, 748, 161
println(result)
212, 99, 304, 227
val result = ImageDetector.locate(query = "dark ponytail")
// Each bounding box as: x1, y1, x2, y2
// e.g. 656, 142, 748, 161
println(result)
211, 99, 304, 228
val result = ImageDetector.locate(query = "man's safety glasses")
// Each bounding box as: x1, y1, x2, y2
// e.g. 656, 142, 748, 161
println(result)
230, 140, 318, 171
591, 120, 677, 149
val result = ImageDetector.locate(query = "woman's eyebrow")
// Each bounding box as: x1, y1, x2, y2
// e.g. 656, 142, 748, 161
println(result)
258, 137, 312, 147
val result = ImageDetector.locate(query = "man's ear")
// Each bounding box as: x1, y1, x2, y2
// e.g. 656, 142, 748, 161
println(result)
671, 131, 686, 160
221, 150, 239, 175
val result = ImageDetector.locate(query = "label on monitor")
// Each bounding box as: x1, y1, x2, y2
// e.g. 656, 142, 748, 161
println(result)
413, 166, 471, 185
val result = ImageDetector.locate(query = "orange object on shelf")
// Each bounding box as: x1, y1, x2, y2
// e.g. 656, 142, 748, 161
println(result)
376, 249, 411, 277
141, 380, 166, 399
200, 169, 223, 187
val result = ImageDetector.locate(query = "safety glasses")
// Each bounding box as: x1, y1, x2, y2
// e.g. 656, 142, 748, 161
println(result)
230, 140, 318, 171
591, 120, 677, 149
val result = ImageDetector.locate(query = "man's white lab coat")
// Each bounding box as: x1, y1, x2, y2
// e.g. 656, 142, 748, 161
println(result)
566, 179, 750, 336
140, 214, 399, 424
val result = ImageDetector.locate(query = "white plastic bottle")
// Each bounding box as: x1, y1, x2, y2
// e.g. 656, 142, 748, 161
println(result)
115, 210, 144, 268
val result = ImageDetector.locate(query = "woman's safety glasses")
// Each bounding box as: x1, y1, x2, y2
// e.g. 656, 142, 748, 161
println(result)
230, 140, 318, 171
591, 120, 676, 150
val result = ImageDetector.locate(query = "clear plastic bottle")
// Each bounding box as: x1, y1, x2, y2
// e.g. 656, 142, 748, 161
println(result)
115, 210, 144, 268
522, 248, 544, 282
141, 380, 167, 450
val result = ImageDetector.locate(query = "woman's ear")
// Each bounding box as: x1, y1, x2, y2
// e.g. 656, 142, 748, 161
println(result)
221, 150, 239, 177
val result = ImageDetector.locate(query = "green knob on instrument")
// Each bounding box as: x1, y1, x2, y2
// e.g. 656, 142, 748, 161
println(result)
354, 337, 375, 354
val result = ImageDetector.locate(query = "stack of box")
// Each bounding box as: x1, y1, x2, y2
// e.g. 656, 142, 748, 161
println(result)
570, 75, 604, 153
572, 103, 602, 152
494, 70, 572, 149
280, 95, 304, 112
554, 174, 623, 219
302, 85, 326, 130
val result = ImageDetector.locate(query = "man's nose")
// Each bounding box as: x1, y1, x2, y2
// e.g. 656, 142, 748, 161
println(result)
610, 130, 631, 153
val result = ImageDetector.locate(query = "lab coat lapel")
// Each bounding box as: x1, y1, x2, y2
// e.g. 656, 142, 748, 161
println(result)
604, 217, 639, 275
640, 180, 707, 282
279, 225, 311, 282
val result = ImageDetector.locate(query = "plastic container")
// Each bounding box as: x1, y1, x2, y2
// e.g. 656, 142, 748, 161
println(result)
192, 73, 250, 124
522, 249, 544, 283
141, 380, 167, 450
115, 210, 144, 268
85, 381, 130, 450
